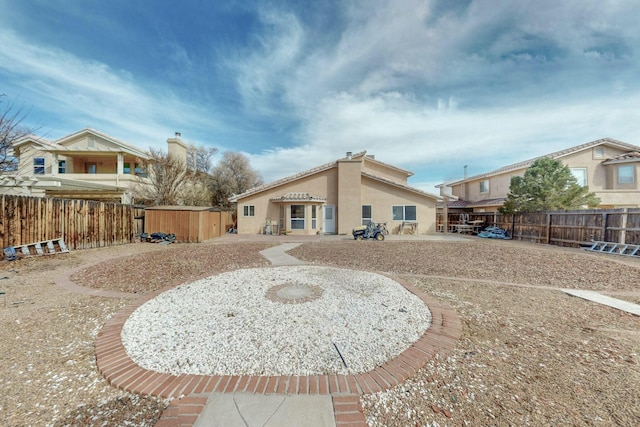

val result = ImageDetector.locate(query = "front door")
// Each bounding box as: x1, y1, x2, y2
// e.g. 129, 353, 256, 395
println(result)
323, 204, 335, 234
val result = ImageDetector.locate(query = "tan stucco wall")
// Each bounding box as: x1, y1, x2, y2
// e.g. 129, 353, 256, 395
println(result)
362, 158, 409, 184
236, 168, 338, 235
450, 145, 639, 204
16, 144, 56, 176
337, 160, 362, 234
594, 190, 640, 208
361, 176, 437, 234
235, 162, 438, 235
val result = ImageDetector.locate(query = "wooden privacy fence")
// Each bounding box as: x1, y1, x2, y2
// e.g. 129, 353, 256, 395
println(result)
447, 208, 640, 247
1, 195, 136, 251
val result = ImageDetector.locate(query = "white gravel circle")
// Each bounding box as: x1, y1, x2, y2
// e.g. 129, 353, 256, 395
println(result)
121, 266, 432, 376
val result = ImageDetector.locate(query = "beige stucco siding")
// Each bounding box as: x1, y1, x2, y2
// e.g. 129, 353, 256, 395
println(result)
337, 160, 362, 234
362, 159, 409, 184
235, 168, 338, 234
235, 162, 438, 235
361, 176, 436, 234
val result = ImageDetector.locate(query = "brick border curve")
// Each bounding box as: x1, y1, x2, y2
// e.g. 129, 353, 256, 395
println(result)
95, 273, 462, 426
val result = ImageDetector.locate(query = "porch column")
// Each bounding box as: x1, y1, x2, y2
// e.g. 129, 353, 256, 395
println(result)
117, 153, 124, 175
51, 153, 59, 175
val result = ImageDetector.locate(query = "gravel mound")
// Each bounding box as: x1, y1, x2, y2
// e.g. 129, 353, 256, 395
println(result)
121, 266, 432, 376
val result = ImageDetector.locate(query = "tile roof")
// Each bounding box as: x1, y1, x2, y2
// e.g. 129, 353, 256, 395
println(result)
269, 192, 327, 202
437, 197, 506, 209
602, 151, 640, 164
361, 172, 440, 200
440, 138, 640, 186
230, 160, 339, 202
230, 152, 436, 202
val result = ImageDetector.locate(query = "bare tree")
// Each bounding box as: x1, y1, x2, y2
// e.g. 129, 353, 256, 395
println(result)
133, 148, 189, 205
209, 151, 263, 207
186, 144, 218, 173
0, 95, 34, 173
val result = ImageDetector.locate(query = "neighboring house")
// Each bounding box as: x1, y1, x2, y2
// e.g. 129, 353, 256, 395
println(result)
0, 128, 187, 204
230, 151, 441, 235
437, 138, 640, 212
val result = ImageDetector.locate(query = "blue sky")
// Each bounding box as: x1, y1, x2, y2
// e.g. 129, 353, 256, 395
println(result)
2, 0, 640, 191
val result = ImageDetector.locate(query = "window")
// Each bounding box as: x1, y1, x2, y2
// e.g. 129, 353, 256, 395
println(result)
311, 205, 317, 229
593, 147, 605, 159
570, 168, 587, 187
392, 205, 416, 221
58, 160, 66, 174
33, 157, 45, 174
123, 162, 131, 174
290, 204, 305, 230
618, 165, 635, 184
135, 163, 147, 178
479, 180, 489, 193
86, 163, 97, 174
243, 205, 255, 217
362, 205, 372, 225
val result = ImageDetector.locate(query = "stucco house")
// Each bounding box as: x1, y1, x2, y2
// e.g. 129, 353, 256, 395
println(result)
230, 151, 441, 235
0, 128, 188, 204
437, 138, 640, 212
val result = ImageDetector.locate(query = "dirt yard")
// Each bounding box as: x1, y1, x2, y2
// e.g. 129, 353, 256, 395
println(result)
1, 237, 639, 426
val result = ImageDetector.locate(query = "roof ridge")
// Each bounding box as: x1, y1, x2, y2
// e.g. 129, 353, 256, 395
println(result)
361, 171, 440, 200
230, 159, 338, 201
442, 138, 640, 185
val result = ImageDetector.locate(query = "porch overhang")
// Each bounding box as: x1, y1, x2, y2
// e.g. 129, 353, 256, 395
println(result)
269, 192, 327, 203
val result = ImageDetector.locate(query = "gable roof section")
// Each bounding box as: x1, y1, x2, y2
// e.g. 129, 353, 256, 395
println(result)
49, 128, 149, 158
13, 134, 54, 149
14, 128, 148, 159
230, 160, 339, 202
440, 138, 640, 187
602, 151, 640, 165
355, 151, 414, 178
362, 172, 440, 200
231, 151, 434, 203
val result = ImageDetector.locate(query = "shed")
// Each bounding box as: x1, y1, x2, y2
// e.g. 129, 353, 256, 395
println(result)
144, 206, 233, 243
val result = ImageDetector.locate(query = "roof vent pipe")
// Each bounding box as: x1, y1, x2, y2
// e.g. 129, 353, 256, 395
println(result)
346, 151, 352, 159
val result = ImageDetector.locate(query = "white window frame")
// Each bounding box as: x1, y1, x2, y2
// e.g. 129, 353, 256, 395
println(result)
311, 205, 317, 229
479, 179, 489, 194
290, 204, 305, 230
34, 157, 45, 175
570, 167, 587, 187
593, 147, 605, 159
362, 205, 372, 225
618, 165, 635, 184
392, 205, 417, 221
243, 205, 255, 217
58, 160, 66, 174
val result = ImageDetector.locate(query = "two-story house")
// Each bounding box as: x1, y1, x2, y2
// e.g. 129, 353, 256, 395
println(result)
230, 151, 441, 235
437, 138, 640, 212
0, 128, 188, 204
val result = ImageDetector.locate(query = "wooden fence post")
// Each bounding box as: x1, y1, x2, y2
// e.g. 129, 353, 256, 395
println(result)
601, 212, 608, 242
545, 212, 551, 244
620, 208, 628, 245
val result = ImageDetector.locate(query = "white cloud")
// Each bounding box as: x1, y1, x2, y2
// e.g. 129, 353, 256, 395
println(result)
0, 29, 220, 149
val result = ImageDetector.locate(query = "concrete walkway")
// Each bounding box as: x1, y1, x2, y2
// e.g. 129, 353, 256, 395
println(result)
194, 394, 336, 427
259, 243, 306, 266
563, 289, 640, 316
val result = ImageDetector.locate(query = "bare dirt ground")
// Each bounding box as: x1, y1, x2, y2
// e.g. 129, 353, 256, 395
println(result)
1, 237, 639, 426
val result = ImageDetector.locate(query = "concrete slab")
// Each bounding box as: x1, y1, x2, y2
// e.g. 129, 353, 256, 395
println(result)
563, 289, 640, 316
194, 393, 336, 427
259, 243, 306, 266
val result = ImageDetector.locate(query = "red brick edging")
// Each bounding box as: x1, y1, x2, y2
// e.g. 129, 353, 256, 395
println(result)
95, 274, 462, 426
